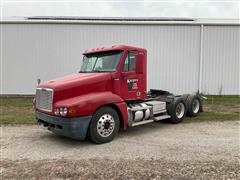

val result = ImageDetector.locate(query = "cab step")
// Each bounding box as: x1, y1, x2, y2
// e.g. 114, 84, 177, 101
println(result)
130, 114, 171, 127
131, 119, 154, 127
154, 115, 171, 121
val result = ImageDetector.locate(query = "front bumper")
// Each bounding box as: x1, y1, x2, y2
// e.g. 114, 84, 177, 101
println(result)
36, 111, 92, 140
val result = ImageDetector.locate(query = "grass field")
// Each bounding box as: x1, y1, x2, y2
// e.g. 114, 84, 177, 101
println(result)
186, 95, 240, 122
203, 95, 240, 105
0, 95, 239, 124
0, 97, 35, 124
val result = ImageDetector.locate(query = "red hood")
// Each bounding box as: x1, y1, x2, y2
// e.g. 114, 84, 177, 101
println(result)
38, 73, 113, 101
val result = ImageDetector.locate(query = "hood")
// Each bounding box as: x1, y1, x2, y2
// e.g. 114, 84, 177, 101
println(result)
38, 73, 113, 101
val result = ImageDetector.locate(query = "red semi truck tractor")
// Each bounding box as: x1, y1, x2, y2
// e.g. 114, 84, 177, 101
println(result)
35, 45, 202, 143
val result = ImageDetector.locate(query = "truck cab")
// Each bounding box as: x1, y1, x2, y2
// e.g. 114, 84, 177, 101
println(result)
35, 45, 202, 143
81, 45, 147, 100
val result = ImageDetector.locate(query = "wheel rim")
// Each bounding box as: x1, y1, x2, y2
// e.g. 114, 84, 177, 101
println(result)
192, 99, 200, 114
97, 114, 115, 137
176, 103, 185, 119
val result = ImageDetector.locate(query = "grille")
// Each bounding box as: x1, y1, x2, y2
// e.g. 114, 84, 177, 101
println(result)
35, 88, 53, 112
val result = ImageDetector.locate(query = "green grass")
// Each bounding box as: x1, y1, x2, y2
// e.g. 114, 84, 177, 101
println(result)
0, 97, 35, 124
186, 112, 239, 123
203, 95, 240, 105
185, 95, 240, 122
0, 95, 239, 124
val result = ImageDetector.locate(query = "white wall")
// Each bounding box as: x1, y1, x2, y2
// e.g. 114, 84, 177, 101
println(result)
1, 23, 239, 95
202, 25, 240, 95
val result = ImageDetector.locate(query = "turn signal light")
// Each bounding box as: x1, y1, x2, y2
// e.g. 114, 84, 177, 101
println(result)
68, 107, 76, 114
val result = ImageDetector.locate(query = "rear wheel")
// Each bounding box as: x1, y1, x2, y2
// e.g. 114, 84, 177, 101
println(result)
88, 106, 120, 144
186, 95, 202, 117
167, 97, 186, 123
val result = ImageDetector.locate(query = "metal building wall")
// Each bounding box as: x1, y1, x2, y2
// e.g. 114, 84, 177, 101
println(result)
1, 23, 201, 94
1, 22, 239, 95
201, 25, 239, 95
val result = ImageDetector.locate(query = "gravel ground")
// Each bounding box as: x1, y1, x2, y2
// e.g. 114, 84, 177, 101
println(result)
1, 121, 240, 179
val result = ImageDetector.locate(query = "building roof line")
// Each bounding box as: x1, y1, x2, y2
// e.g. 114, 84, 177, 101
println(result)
1, 16, 239, 25
27, 16, 196, 22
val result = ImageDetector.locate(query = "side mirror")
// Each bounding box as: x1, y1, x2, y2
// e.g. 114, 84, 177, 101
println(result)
136, 55, 143, 74
37, 78, 41, 85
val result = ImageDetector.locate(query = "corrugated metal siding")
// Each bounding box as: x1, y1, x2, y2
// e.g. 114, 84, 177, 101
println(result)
1, 24, 200, 94
1, 23, 239, 95
202, 26, 240, 95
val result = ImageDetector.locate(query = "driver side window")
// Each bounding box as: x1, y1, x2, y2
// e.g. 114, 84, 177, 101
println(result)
123, 52, 136, 72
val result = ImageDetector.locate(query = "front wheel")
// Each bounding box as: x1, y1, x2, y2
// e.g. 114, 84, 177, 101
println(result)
88, 106, 120, 144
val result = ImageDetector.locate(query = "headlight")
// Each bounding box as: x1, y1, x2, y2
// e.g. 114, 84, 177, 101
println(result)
59, 107, 68, 116
54, 108, 60, 115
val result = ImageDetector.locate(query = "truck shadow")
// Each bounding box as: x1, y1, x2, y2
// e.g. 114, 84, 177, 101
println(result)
118, 120, 172, 137
40, 121, 173, 146
40, 133, 92, 146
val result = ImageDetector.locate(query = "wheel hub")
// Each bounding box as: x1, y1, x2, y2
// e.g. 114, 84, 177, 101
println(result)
97, 114, 115, 137
104, 121, 110, 129
176, 103, 185, 119
192, 99, 200, 113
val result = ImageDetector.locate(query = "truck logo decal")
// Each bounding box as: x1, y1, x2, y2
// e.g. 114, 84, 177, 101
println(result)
127, 79, 138, 90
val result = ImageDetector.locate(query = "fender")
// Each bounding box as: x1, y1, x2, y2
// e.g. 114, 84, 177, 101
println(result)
55, 91, 126, 118
113, 102, 128, 129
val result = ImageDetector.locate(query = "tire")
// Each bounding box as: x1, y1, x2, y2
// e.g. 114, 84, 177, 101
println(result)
167, 97, 187, 123
181, 94, 190, 102
186, 95, 202, 117
88, 106, 120, 144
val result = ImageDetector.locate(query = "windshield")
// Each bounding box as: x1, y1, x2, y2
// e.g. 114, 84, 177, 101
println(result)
80, 51, 123, 72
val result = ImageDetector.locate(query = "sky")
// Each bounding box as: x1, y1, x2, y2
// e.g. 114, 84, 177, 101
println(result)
1, 0, 239, 19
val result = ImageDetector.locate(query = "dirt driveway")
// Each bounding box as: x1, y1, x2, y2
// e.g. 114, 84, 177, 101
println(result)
1, 121, 240, 179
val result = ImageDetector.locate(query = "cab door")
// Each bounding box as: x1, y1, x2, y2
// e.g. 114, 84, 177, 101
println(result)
121, 51, 142, 100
